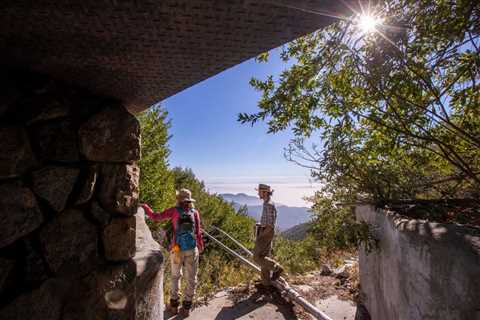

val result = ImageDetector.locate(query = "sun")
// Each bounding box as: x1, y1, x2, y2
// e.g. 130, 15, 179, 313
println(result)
357, 14, 383, 34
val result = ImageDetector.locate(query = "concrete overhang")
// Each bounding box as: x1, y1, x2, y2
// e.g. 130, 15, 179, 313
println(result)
1, 1, 358, 112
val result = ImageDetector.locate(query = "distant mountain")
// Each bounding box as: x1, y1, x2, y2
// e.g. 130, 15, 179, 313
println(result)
220, 193, 263, 206
281, 222, 311, 241
219, 193, 312, 231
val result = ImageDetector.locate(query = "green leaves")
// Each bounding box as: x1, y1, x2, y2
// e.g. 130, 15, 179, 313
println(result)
138, 105, 176, 211
255, 51, 269, 63
241, 0, 480, 203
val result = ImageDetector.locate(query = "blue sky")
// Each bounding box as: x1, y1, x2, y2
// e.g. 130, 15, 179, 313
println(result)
163, 48, 320, 206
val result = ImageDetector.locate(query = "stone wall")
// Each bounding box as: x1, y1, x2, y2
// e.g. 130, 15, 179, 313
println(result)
0, 70, 163, 320
356, 205, 480, 320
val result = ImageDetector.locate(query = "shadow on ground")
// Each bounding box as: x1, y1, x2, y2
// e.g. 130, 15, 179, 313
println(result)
165, 289, 298, 320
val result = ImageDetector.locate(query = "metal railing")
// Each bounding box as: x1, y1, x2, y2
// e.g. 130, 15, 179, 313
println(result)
202, 227, 334, 320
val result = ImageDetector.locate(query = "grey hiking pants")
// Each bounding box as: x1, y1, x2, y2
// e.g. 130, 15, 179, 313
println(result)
253, 225, 280, 285
170, 247, 199, 302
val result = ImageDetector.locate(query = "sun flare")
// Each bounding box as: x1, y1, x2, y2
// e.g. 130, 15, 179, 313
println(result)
358, 14, 383, 34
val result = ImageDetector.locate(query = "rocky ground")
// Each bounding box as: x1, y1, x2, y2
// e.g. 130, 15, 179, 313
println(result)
165, 259, 359, 320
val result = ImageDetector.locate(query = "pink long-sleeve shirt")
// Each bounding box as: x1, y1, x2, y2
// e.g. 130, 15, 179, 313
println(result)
142, 204, 204, 252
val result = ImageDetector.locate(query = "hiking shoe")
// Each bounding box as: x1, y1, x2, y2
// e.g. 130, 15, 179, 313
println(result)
179, 300, 192, 317
271, 266, 284, 281
178, 307, 190, 317
167, 299, 179, 315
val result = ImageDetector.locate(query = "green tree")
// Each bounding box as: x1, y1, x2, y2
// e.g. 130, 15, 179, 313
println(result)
171, 167, 255, 245
138, 105, 176, 211
240, 0, 480, 204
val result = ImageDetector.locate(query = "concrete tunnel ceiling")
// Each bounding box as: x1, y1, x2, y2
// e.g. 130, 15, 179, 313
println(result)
1, 0, 359, 113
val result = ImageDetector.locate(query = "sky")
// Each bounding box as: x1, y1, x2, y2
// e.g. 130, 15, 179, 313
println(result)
162, 48, 321, 207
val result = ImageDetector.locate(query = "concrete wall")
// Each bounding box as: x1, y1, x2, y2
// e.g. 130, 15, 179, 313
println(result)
356, 205, 480, 320
0, 70, 163, 320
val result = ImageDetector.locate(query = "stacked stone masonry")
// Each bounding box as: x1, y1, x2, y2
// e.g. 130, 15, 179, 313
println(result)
0, 71, 163, 320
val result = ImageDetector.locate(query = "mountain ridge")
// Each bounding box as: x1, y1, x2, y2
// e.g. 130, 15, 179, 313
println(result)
219, 193, 312, 230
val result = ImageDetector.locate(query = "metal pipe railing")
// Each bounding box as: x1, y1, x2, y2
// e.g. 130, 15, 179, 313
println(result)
201, 227, 334, 320
211, 225, 254, 257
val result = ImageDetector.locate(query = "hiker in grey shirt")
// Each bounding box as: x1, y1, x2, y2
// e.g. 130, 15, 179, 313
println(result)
253, 184, 284, 287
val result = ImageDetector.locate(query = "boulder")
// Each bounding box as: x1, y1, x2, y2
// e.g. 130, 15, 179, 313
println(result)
30, 119, 79, 162
0, 182, 43, 248
78, 106, 140, 162
103, 216, 136, 261
98, 163, 139, 216
75, 165, 98, 205
39, 209, 97, 275
90, 201, 111, 226
0, 278, 70, 320
32, 166, 80, 212
0, 126, 37, 178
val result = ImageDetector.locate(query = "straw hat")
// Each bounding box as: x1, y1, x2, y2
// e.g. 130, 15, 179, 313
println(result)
255, 184, 273, 193
176, 188, 196, 203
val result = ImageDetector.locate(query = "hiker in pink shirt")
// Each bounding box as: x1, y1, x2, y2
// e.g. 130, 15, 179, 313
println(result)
142, 188, 204, 317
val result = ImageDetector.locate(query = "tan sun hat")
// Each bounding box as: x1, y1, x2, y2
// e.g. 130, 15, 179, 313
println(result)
255, 184, 272, 192
176, 188, 196, 203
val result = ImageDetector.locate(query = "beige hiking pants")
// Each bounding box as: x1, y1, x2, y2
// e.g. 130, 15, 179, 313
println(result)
253, 225, 280, 285
170, 247, 199, 302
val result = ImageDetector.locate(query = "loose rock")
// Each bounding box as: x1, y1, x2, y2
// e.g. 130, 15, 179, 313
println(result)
0, 182, 43, 248
78, 106, 140, 162
0, 126, 37, 178
32, 166, 80, 212
39, 209, 97, 275
98, 163, 139, 216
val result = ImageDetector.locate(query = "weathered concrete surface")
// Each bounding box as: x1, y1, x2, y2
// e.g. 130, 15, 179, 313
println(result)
356, 205, 480, 320
180, 287, 356, 320
134, 207, 164, 320
185, 290, 297, 320
315, 295, 355, 320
